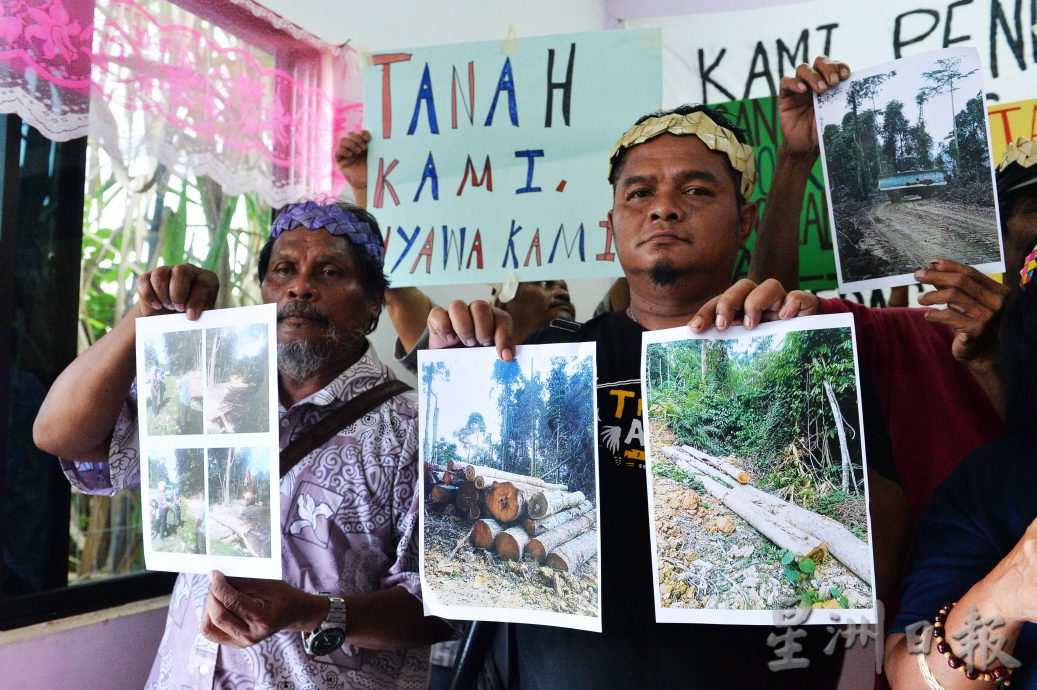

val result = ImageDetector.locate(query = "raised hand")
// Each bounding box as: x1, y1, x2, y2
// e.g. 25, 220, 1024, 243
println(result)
779, 56, 851, 157
427, 299, 516, 362
136, 263, 219, 321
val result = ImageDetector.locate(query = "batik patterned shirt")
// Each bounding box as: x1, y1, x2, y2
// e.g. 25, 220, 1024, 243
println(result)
61, 346, 431, 690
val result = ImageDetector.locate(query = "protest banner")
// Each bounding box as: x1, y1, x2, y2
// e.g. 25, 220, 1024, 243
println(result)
624, 1, 1037, 108
988, 97, 1037, 163
364, 30, 661, 287
709, 94, 837, 291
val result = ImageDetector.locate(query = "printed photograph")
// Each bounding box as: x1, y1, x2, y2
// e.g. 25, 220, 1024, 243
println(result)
815, 47, 1004, 291
643, 316, 876, 624
418, 343, 601, 631
205, 323, 270, 434
147, 448, 205, 555
141, 330, 203, 436
206, 447, 272, 558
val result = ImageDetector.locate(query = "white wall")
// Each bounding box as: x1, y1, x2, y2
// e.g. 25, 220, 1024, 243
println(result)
253, 0, 605, 50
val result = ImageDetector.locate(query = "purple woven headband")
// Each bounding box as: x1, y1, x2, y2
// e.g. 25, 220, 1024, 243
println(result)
269, 201, 385, 267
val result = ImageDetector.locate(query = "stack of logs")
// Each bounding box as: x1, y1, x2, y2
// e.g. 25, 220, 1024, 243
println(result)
425, 460, 597, 573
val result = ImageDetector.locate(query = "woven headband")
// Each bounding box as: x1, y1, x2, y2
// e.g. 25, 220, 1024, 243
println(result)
998, 136, 1037, 197
269, 201, 385, 268
608, 111, 758, 200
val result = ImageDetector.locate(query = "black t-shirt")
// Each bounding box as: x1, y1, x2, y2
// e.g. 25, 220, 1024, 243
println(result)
505, 310, 895, 689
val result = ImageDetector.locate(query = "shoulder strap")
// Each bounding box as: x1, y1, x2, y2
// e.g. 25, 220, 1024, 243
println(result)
279, 378, 413, 477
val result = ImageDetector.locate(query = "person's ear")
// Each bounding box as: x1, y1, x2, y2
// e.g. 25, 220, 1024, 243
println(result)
737, 201, 758, 245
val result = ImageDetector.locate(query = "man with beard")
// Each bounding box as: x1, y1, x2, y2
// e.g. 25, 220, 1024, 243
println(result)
33, 201, 454, 690
427, 58, 909, 687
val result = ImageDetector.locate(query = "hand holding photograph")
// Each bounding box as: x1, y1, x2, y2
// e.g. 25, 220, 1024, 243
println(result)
135, 303, 281, 579
814, 47, 1005, 292
418, 342, 602, 632
642, 314, 877, 625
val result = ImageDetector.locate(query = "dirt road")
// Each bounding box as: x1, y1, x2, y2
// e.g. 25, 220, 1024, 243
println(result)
835, 197, 1000, 283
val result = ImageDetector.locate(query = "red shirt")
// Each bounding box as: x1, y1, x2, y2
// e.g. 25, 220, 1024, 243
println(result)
819, 298, 1004, 521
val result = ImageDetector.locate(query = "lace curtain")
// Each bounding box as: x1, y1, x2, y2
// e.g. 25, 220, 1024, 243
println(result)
1, 0, 361, 206
0, 0, 95, 140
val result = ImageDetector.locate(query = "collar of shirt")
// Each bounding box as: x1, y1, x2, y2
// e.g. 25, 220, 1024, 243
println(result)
277, 341, 391, 414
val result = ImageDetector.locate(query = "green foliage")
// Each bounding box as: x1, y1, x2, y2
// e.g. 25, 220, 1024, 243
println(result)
651, 460, 706, 494
779, 549, 816, 590
647, 329, 862, 495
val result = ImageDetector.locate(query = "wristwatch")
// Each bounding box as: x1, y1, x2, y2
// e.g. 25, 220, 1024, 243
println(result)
301, 593, 347, 656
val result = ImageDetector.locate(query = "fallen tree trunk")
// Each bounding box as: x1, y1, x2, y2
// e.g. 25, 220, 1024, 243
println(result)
483, 482, 533, 523
447, 460, 477, 481
680, 445, 750, 484
528, 490, 587, 520
738, 482, 873, 586
658, 447, 826, 562
667, 445, 871, 585
476, 478, 554, 496
523, 500, 593, 536
468, 465, 567, 491
466, 504, 481, 521
527, 512, 597, 563
545, 530, 598, 572
495, 527, 530, 561
471, 519, 503, 549
429, 484, 459, 504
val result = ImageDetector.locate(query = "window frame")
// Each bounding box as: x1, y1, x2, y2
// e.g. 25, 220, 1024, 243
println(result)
0, 113, 176, 631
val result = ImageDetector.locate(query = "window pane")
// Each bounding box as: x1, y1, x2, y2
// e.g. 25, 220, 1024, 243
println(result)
74, 137, 270, 584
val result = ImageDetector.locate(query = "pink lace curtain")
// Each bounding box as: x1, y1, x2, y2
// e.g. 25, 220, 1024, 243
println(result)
1, 0, 361, 205
0, 0, 95, 140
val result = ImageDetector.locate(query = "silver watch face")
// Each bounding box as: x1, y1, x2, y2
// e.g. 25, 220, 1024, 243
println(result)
307, 627, 346, 656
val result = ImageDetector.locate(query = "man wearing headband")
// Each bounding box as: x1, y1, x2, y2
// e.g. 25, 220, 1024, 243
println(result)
424, 57, 909, 688
34, 200, 455, 689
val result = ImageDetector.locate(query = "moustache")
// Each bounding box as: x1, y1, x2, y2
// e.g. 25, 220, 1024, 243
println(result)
277, 302, 331, 327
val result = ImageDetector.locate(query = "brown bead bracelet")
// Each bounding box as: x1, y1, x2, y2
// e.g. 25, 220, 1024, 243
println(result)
932, 602, 1014, 685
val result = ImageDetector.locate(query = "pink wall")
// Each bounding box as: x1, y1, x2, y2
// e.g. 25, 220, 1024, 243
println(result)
0, 605, 166, 689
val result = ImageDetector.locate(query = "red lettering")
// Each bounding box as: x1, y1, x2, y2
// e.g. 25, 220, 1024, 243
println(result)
370, 53, 412, 139
595, 219, 616, 261
373, 158, 400, 208
410, 229, 434, 274
456, 155, 493, 195
466, 230, 484, 270
523, 229, 542, 267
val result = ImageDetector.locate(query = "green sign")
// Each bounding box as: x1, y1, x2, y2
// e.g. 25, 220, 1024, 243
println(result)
710, 95, 837, 292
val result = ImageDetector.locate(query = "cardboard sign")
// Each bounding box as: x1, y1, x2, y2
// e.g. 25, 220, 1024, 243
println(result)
364, 30, 661, 287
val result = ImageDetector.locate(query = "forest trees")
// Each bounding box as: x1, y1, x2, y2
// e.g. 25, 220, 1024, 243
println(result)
646, 328, 863, 499
819, 56, 984, 202
424, 356, 595, 496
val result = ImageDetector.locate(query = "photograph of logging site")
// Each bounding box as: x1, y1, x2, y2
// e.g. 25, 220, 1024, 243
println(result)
146, 448, 204, 555
205, 323, 271, 434
417, 343, 602, 631
815, 47, 1003, 291
205, 447, 273, 558
642, 315, 876, 625
141, 329, 203, 436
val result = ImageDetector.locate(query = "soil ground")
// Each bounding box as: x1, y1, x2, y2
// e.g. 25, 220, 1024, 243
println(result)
649, 425, 872, 612
835, 196, 1000, 283
423, 510, 598, 617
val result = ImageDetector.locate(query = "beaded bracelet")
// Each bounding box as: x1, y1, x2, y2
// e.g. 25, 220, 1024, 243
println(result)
932, 602, 1014, 685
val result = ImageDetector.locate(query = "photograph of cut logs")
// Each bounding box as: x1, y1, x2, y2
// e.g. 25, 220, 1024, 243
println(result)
417, 343, 602, 632
641, 314, 877, 625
